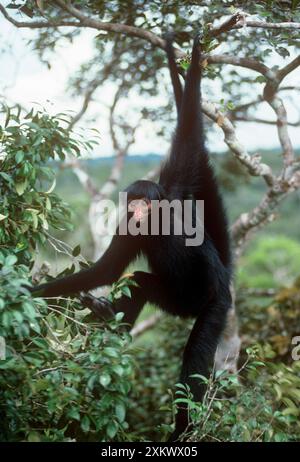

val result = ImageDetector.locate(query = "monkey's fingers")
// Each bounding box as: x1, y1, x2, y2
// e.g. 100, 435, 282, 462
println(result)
79, 293, 115, 320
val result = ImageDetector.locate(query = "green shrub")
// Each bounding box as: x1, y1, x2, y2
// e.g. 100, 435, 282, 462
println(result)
173, 348, 300, 442
0, 106, 135, 442
238, 276, 300, 360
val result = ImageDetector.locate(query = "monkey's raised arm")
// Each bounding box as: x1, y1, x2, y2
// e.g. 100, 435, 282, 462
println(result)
31, 233, 139, 298
159, 35, 207, 195
164, 33, 183, 116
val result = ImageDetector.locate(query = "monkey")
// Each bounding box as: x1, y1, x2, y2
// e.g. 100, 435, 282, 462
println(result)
30, 34, 232, 441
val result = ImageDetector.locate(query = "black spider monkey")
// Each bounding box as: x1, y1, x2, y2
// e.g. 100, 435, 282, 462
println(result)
30, 35, 232, 441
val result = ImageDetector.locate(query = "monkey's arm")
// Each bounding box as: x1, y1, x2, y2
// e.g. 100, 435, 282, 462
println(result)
164, 33, 183, 116
31, 234, 139, 298
159, 35, 206, 195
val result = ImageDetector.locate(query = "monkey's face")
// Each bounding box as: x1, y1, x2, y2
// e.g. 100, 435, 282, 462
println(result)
128, 198, 151, 222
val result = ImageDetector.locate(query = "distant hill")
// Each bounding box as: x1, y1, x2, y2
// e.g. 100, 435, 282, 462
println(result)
85, 153, 163, 166
80, 148, 300, 167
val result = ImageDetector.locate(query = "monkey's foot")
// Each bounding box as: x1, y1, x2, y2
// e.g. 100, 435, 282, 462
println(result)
79, 293, 115, 320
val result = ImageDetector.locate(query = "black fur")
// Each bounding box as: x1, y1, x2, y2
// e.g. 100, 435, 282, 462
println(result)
30, 35, 232, 441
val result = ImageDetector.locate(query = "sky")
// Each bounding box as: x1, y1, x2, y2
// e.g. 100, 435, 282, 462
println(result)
1, 12, 300, 158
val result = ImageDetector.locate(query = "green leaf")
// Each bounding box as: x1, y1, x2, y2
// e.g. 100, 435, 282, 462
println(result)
115, 403, 126, 423
115, 312, 124, 322
100, 373, 111, 388
106, 421, 118, 439
0, 172, 12, 183
103, 347, 119, 359
45, 197, 51, 211
12, 310, 23, 323
15, 151, 24, 164
31, 211, 38, 229
112, 365, 124, 377
87, 374, 97, 391
121, 286, 131, 298
5, 255, 17, 266
67, 408, 81, 421
15, 180, 28, 196
24, 109, 34, 120
81, 415, 90, 433
40, 214, 49, 230
22, 302, 36, 319
72, 245, 81, 257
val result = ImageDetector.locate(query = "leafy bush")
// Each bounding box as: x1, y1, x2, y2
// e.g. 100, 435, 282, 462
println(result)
129, 311, 300, 442
0, 106, 79, 263
0, 263, 134, 442
0, 106, 135, 442
128, 315, 189, 441
238, 276, 300, 360
175, 349, 300, 442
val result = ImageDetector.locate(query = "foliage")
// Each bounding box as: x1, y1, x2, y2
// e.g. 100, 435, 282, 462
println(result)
174, 348, 300, 442
238, 236, 300, 288
128, 315, 189, 441
238, 275, 300, 360
0, 105, 78, 264
108, 274, 139, 303
0, 107, 135, 442
127, 312, 300, 442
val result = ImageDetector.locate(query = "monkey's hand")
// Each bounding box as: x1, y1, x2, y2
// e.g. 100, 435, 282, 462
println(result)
193, 32, 204, 50
79, 293, 115, 321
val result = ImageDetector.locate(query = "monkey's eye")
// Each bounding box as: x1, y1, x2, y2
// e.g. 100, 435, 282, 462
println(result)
128, 197, 150, 207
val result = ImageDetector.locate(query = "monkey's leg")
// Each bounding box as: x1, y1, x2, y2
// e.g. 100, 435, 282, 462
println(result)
170, 291, 231, 442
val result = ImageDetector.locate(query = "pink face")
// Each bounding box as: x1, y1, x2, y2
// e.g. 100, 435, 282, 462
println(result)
128, 198, 151, 222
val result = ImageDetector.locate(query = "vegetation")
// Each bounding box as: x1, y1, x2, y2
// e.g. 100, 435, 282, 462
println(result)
1, 108, 299, 441
0, 108, 135, 442
0, 0, 300, 443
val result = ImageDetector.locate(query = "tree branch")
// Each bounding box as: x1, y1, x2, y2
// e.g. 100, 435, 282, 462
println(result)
231, 182, 290, 251
262, 57, 300, 169
202, 100, 275, 187
68, 78, 101, 130
235, 19, 300, 30
207, 54, 273, 77
52, 0, 165, 47
277, 55, 300, 82
232, 115, 299, 127
0, 3, 79, 28
130, 312, 162, 338
208, 11, 249, 38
